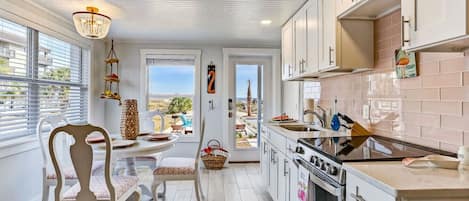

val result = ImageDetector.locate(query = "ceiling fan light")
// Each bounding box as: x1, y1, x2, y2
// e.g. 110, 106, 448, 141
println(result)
72, 6, 111, 39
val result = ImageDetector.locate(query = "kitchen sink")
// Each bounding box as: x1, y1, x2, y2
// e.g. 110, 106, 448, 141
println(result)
279, 125, 320, 132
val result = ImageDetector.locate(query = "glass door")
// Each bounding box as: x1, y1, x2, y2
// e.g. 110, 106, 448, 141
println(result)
234, 64, 263, 149
227, 56, 269, 162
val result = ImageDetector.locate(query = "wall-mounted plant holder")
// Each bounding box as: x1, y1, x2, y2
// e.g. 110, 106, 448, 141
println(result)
100, 40, 122, 105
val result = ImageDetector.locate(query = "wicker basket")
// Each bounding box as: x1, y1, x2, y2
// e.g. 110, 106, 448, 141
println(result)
201, 139, 228, 170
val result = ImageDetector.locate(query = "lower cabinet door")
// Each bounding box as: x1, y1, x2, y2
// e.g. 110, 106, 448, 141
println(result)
269, 148, 279, 200
260, 139, 270, 188
289, 160, 299, 201
278, 154, 288, 201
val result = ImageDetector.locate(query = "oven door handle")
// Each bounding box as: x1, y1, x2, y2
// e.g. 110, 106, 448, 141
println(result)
309, 172, 342, 197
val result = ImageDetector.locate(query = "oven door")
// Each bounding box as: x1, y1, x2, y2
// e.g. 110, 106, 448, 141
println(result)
295, 156, 345, 201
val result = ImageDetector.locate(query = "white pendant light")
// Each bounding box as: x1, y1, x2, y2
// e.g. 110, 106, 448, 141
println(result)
72, 7, 111, 39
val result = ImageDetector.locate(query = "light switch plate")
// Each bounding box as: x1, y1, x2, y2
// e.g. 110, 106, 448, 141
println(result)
362, 105, 370, 120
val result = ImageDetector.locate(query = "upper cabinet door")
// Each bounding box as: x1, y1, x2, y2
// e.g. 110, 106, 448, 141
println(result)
281, 20, 294, 80
306, 0, 319, 74
319, 0, 337, 70
402, 0, 467, 50
294, 8, 307, 75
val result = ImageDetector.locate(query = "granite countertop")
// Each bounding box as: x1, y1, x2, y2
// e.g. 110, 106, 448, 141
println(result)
263, 122, 350, 141
343, 161, 469, 198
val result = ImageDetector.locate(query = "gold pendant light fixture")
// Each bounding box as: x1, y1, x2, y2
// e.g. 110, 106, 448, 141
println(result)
72, 6, 111, 39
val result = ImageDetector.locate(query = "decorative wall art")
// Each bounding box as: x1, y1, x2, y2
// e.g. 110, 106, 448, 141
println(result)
207, 61, 216, 94
394, 48, 418, 79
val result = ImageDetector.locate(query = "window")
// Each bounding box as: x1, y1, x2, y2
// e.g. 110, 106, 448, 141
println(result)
0, 17, 89, 140
141, 49, 201, 140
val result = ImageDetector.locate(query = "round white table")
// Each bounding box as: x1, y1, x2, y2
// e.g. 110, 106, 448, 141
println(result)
93, 134, 179, 200
93, 134, 179, 160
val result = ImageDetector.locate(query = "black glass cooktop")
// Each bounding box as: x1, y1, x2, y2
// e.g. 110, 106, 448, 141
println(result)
298, 135, 456, 163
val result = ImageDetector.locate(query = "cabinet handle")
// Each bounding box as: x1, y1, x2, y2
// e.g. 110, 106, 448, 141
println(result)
263, 142, 268, 154
283, 159, 289, 176
288, 65, 292, 77
401, 16, 410, 47
350, 186, 366, 201
328, 46, 334, 65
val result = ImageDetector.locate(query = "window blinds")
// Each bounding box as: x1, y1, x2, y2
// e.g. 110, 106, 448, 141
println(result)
146, 54, 195, 66
0, 17, 89, 140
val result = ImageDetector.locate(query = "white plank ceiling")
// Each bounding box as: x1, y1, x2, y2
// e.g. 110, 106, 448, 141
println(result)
29, 0, 306, 45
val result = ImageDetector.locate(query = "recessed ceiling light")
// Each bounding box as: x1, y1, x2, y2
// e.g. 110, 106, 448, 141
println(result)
260, 20, 272, 25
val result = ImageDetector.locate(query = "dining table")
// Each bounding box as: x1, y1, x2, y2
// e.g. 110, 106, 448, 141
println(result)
92, 133, 179, 199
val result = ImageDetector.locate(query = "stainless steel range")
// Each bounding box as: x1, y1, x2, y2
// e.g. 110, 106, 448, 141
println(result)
294, 135, 455, 201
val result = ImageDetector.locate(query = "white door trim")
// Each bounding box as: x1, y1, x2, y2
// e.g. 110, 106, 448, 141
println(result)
222, 48, 281, 161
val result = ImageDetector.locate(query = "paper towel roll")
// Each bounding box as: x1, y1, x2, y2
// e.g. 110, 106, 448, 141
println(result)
304, 98, 315, 123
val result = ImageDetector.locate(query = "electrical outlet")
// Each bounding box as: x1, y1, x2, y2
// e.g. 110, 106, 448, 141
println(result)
362, 105, 370, 120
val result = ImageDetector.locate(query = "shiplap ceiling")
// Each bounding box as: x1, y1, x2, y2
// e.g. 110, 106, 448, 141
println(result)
29, 0, 306, 45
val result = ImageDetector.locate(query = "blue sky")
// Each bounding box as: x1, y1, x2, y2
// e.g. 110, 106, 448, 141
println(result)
149, 65, 195, 95
236, 65, 258, 99
149, 65, 258, 98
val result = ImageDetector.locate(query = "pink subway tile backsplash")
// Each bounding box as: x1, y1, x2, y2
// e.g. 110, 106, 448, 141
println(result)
440, 57, 465, 73
421, 126, 464, 145
316, 10, 467, 152
421, 73, 462, 88
441, 87, 469, 101
421, 101, 462, 116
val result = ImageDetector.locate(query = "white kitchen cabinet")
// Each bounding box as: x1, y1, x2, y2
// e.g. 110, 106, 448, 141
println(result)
318, 0, 337, 71
283, 0, 374, 80
278, 153, 289, 201
288, 159, 299, 201
269, 146, 279, 199
336, 0, 355, 18
261, 128, 300, 201
401, 0, 469, 51
346, 173, 396, 201
336, 0, 400, 20
260, 137, 270, 190
305, 0, 319, 75
282, 19, 295, 80
294, 7, 307, 76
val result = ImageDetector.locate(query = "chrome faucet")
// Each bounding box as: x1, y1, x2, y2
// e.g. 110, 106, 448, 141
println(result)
304, 106, 327, 128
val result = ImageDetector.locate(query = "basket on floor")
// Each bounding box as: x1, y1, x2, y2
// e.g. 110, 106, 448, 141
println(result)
201, 139, 229, 170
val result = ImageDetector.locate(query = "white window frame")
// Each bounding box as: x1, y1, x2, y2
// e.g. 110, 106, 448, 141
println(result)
140, 49, 202, 142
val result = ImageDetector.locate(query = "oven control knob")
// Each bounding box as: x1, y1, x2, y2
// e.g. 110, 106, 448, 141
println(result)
310, 156, 318, 164
325, 163, 331, 172
295, 147, 305, 154
328, 166, 338, 176
318, 159, 324, 168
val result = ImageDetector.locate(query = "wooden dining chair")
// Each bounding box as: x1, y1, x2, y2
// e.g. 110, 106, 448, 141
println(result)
38, 115, 106, 201
48, 124, 140, 201
151, 119, 206, 201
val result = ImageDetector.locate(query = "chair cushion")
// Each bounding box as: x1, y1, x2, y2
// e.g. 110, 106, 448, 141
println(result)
47, 161, 104, 180
63, 176, 138, 201
153, 157, 196, 175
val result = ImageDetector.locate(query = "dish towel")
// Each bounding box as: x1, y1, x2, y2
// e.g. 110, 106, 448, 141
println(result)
298, 164, 309, 201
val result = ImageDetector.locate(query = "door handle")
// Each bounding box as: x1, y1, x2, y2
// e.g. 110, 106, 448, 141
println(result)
401, 16, 411, 46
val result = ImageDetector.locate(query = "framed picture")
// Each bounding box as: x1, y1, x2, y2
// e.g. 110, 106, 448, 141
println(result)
395, 48, 418, 79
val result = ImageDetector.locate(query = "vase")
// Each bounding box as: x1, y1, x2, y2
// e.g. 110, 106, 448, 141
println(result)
120, 99, 139, 140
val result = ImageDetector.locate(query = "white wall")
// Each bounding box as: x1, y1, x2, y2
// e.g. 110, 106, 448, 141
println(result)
103, 42, 279, 157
